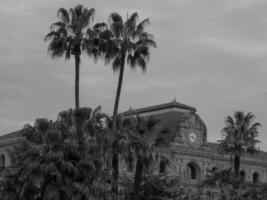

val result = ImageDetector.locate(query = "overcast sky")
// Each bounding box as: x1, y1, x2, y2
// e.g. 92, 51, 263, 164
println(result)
0, 0, 267, 149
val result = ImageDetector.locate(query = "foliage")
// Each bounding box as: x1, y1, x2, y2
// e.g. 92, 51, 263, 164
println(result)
0, 107, 114, 200
94, 13, 157, 198
203, 168, 243, 188
120, 115, 170, 200
98, 12, 157, 72
44, 5, 99, 109
203, 167, 267, 200
218, 111, 261, 176
138, 175, 205, 200
217, 183, 267, 200
95, 11, 157, 125
44, 5, 96, 59
139, 175, 180, 200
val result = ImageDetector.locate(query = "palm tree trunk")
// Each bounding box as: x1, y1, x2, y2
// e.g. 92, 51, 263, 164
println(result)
75, 55, 80, 109
133, 159, 143, 200
112, 53, 126, 200
112, 53, 125, 129
234, 154, 240, 177
74, 55, 83, 159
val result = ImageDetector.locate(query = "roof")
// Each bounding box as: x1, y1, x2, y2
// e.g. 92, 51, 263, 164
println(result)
0, 130, 21, 140
207, 142, 267, 159
207, 142, 219, 150
121, 100, 197, 116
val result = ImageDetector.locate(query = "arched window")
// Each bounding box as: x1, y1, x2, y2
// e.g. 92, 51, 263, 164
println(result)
159, 161, 166, 173
253, 172, 259, 183
212, 167, 218, 172
187, 162, 200, 180
0, 155, 5, 168
127, 157, 134, 172
206, 191, 211, 200
240, 170, 246, 182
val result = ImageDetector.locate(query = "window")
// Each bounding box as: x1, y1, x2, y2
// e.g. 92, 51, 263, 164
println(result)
253, 172, 259, 183
206, 191, 211, 200
187, 162, 200, 180
159, 161, 166, 173
127, 157, 134, 172
212, 167, 218, 172
240, 170, 246, 182
0, 155, 5, 168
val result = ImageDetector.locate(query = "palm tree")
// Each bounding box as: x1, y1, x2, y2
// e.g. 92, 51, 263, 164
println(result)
44, 5, 96, 109
97, 13, 156, 197
0, 107, 113, 200
121, 116, 169, 200
100, 12, 157, 129
218, 111, 261, 177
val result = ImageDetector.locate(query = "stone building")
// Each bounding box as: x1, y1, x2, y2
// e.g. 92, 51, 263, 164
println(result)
119, 100, 267, 189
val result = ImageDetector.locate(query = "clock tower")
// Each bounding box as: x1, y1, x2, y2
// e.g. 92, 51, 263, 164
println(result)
122, 99, 207, 148
176, 112, 207, 147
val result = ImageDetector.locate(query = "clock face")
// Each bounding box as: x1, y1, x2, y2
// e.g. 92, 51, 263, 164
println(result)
189, 132, 198, 144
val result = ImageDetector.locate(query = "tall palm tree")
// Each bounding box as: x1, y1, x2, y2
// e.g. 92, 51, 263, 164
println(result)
218, 111, 261, 177
97, 13, 156, 197
44, 5, 96, 109
100, 12, 157, 129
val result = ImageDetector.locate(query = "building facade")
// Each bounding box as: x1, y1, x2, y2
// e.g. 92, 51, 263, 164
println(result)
119, 100, 267, 188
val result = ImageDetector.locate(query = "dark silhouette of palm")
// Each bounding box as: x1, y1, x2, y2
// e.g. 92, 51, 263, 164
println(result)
96, 13, 156, 197
44, 5, 96, 109
218, 111, 261, 177
121, 116, 169, 200
0, 107, 113, 200
99, 12, 157, 128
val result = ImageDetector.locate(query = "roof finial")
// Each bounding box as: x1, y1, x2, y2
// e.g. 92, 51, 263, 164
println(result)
172, 97, 176, 103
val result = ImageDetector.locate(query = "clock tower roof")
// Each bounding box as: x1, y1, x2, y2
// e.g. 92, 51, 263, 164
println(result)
121, 100, 196, 116
121, 100, 207, 147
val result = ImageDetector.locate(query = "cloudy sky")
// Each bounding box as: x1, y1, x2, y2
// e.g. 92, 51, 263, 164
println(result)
0, 0, 267, 149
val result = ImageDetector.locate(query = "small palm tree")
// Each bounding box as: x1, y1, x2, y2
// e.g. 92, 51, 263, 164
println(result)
218, 111, 261, 177
0, 107, 113, 200
121, 116, 169, 200
44, 5, 96, 109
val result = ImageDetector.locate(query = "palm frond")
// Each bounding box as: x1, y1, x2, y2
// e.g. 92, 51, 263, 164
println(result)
127, 54, 136, 68
65, 36, 73, 60
136, 18, 150, 32
34, 118, 50, 133
108, 13, 123, 24
81, 8, 95, 29
47, 37, 66, 59
110, 22, 123, 38
137, 57, 146, 72
44, 31, 59, 42
125, 12, 138, 33
50, 21, 66, 31
73, 5, 83, 17
93, 22, 108, 32
57, 8, 70, 24
112, 54, 122, 72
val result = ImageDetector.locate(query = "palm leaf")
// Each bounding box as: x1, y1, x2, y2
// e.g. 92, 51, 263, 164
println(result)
57, 8, 70, 24
44, 31, 59, 42
125, 12, 138, 33
50, 21, 66, 31
109, 13, 123, 24
81, 8, 95, 29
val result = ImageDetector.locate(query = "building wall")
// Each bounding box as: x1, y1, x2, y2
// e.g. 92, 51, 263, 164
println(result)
120, 144, 267, 185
